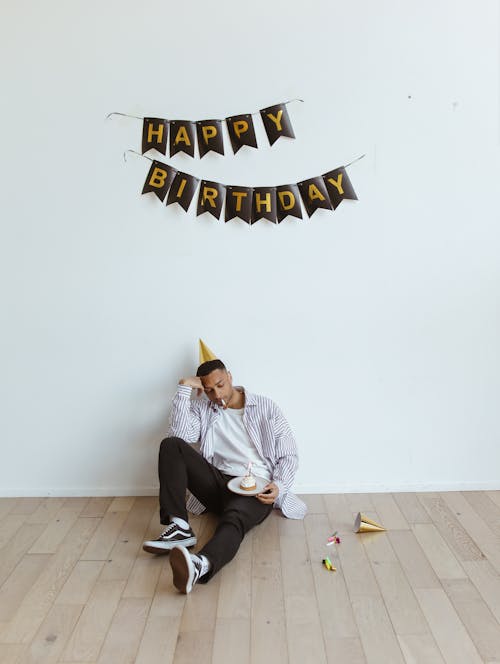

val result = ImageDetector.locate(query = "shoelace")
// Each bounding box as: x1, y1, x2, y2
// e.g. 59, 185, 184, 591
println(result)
160, 523, 178, 538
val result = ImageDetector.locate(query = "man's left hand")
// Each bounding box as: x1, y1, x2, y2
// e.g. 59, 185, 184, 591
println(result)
256, 482, 279, 505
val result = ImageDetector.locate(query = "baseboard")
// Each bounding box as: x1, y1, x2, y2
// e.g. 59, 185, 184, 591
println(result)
1, 480, 499, 497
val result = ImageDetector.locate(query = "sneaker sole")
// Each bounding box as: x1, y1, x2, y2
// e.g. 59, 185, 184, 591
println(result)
170, 546, 194, 594
142, 537, 197, 554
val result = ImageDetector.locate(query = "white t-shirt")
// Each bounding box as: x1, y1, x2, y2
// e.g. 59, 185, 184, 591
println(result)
211, 407, 272, 481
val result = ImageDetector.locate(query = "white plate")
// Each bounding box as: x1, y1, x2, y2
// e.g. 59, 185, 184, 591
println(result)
227, 476, 269, 496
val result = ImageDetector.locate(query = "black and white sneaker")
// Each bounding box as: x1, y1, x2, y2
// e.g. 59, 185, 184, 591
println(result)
142, 522, 197, 554
170, 545, 203, 594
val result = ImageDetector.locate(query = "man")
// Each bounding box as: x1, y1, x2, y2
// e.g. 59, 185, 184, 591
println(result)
143, 340, 307, 594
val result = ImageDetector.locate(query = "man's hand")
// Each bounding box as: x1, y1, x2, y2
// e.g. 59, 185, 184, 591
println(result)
256, 482, 279, 505
179, 376, 203, 396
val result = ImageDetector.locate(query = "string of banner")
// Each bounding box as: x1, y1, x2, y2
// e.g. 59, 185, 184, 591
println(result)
109, 99, 364, 223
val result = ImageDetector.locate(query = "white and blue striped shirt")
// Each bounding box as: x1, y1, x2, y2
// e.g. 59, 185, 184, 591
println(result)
168, 384, 307, 520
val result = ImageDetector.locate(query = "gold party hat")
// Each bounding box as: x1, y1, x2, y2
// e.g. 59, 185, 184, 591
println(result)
354, 512, 386, 533
199, 339, 218, 365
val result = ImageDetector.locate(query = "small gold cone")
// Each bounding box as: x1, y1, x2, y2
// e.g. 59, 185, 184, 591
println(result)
354, 512, 386, 533
199, 339, 218, 365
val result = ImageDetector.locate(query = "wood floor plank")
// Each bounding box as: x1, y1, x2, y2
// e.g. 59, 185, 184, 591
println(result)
417, 492, 485, 562
216, 529, 252, 621
415, 588, 483, 664
0, 523, 47, 587
170, 629, 213, 664
79, 497, 113, 518
462, 491, 500, 539
22, 604, 82, 664
304, 512, 366, 663
299, 494, 326, 514
29, 500, 89, 555
134, 614, 181, 664
441, 577, 500, 662
0, 499, 20, 521
212, 617, 249, 664
0, 515, 28, 550
411, 524, 466, 580
388, 530, 441, 590
350, 596, 405, 664
95, 597, 150, 664
486, 490, 500, 508
107, 497, 136, 513
0, 554, 50, 622
121, 556, 163, 599
80, 511, 129, 562
397, 633, 445, 663
25, 499, 66, 525
0, 518, 99, 645
10, 499, 44, 516
55, 561, 104, 606
463, 559, 500, 624
369, 494, 409, 530
0, 644, 28, 663
134, 566, 185, 664
362, 530, 430, 636
279, 517, 328, 664
442, 491, 500, 573
60, 578, 125, 662
392, 492, 432, 525
251, 513, 288, 664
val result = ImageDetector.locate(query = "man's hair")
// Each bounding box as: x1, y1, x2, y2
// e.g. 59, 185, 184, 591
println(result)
196, 359, 226, 377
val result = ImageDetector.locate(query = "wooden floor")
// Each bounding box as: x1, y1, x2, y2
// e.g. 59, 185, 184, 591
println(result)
0, 493, 500, 663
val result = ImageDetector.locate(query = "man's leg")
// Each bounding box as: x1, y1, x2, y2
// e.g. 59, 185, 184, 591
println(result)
158, 436, 226, 524
197, 494, 273, 582
143, 436, 226, 554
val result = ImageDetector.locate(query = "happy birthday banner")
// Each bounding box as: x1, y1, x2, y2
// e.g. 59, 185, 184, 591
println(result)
137, 153, 362, 223
108, 99, 300, 159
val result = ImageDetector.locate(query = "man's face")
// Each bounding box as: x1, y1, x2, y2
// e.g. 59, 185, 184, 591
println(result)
200, 368, 233, 406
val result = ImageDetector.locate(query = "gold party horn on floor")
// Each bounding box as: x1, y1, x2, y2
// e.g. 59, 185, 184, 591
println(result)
354, 512, 386, 533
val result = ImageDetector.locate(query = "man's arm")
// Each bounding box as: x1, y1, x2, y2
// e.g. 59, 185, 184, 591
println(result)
257, 401, 299, 506
168, 377, 204, 443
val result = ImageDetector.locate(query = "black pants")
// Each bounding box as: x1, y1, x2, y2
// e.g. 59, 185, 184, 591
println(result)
158, 436, 273, 581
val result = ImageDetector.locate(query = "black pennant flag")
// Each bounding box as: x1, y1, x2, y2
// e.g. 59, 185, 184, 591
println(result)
322, 167, 358, 210
260, 103, 295, 146
169, 120, 196, 158
196, 119, 224, 158
276, 184, 302, 222
141, 160, 177, 201
166, 171, 200, 212
142, 118, 169, 155
252, 187, 277, 224
297, 176, 332, 217
225, 186, 253, 223
226, 114, 258, 154
196, 180, 225, 220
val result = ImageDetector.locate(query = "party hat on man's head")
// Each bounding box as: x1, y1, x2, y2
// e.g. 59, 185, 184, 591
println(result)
199, 339, 217, 365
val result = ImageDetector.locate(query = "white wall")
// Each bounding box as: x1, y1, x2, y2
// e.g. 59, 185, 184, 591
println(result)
1, 0, 499, 496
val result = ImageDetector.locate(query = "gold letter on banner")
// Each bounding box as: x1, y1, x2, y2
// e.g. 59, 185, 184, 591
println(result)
175, 126, 191, 146
255, 192, 271, 212
266, 110, 283, 131
202, 187, 218, 207
141, 160, 177, 201
233, 191, 248, 212
326, 173, 344, 195
201, 125, 217, 144
308, 184, 326, 202
278, 190, 295, 210
148, 123, 164, 144
234, 120, 248, 138
197, 180, 225, 219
